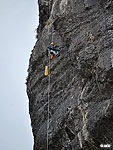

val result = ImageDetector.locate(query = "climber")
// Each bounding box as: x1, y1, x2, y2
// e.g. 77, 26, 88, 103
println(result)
47, 42, 60, 59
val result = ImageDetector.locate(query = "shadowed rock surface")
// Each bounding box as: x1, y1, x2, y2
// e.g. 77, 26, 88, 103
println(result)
26, 0, 113, 149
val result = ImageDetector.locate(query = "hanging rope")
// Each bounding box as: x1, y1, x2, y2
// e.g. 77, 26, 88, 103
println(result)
47, 0, 50, 150
46, 0, 55, 149
47, 51, 50, 150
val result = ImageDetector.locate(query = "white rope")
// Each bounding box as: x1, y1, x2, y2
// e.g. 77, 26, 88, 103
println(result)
47, 18, 55, 150
47, 52, 50, 150
47, 1, 51, 149
47, 22, 54, 150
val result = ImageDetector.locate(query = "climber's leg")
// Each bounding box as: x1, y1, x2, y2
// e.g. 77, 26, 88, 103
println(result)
51, 54, 54, 59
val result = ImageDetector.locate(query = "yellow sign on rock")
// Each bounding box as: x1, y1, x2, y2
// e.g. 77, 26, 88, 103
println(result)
45, 66, 48, 76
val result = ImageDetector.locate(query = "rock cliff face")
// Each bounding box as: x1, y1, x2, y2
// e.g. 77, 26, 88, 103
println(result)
26, 0, 113, 149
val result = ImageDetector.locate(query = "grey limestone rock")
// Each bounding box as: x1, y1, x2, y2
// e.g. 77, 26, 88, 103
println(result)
26, 0, 113, 149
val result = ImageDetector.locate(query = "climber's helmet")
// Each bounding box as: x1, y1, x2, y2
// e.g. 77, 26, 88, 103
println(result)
51, 42, 54, 46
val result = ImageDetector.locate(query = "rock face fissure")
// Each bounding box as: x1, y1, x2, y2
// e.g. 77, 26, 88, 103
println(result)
26, 0, 113, 149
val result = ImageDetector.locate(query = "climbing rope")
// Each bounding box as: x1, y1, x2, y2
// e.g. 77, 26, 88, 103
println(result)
47, 21, 55, 150
47, 51, 50, 150
47, 1, 50, 150
47, 0, 55, 149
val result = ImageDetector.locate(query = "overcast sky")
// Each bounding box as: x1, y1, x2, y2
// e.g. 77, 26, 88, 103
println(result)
0, 0, 38, 149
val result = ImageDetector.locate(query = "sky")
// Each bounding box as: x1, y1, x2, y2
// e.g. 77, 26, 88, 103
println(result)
0, 0, 38, 149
